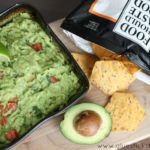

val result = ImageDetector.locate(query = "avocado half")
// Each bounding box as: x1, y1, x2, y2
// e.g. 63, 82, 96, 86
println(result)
60, 103, 112, 145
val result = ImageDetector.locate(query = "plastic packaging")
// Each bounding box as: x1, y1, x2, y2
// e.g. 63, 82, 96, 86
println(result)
62, 0, 150, 75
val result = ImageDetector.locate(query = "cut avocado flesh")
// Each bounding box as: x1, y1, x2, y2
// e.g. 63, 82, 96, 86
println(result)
0, 42, 10, 62
60, 103, 112, 145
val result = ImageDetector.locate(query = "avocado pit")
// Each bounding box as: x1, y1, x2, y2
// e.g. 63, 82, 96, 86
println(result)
74, 110, 101, 137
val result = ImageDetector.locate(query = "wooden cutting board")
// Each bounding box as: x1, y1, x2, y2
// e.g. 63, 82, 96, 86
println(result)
12, 20, 150, 150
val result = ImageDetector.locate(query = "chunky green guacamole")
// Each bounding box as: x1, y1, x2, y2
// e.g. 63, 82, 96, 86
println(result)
0, 13, 80, 145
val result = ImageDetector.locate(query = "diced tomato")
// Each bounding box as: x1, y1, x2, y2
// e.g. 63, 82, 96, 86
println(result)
1, 116, 7, 126
7, 97, 18, 112
3, 97, 18, 113
50, 76, 58, 84
31, 43, 43, 52
5, 129, 18, 141
7, 101, 17, 111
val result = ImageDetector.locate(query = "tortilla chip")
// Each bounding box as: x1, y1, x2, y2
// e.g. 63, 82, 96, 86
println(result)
72, 52, 97, 79
121, 61, 140, 75
92, 43, 140, 74
91, 43, 122, 59
90, 61, 135, 95
105, 92, 145, 131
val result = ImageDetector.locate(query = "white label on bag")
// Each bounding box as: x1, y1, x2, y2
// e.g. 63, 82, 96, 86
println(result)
89, 0, 127, 22
113, 0, 150, 53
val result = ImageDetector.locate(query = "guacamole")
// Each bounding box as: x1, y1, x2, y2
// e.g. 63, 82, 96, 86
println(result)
0, 13, 80, 145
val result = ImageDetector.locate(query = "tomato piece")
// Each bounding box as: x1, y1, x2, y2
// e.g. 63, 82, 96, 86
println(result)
31, 43, 43, 52
50, 76, 58, 84
3, 97, 18, 113
1, 116, 7, 126
7, 101, 17, 111
7, 97, 18, 112
5, 129, 18, 141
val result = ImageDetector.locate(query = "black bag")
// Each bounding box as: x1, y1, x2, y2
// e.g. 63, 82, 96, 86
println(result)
61, 0, 150, 74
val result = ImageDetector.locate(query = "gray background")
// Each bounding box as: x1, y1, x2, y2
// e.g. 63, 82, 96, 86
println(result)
0, 0, 81, 22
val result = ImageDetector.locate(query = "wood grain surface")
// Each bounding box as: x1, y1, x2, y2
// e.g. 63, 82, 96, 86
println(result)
11, 20, 150, 150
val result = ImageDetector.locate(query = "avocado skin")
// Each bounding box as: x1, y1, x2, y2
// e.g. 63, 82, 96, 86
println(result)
60, 103, 112, 145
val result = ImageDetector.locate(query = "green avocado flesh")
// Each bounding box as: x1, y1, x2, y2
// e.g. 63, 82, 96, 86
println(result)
0, 13, 80, 146
0, 42, 10, 62
60, 103, 112, 145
